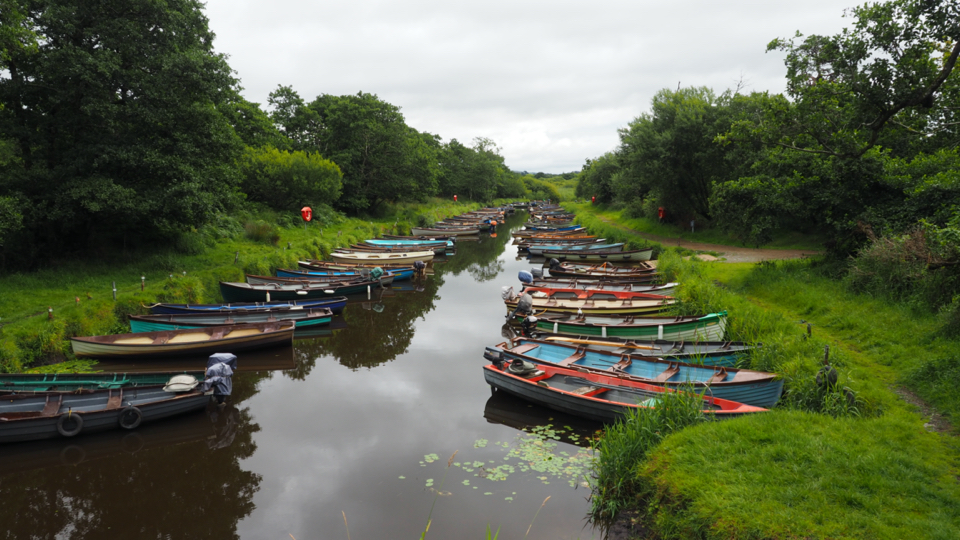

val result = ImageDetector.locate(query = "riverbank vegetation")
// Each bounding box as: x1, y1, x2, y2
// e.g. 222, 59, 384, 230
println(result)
0, 199, 491, 373
585, 248, 960, 538
572, 0, 960, 331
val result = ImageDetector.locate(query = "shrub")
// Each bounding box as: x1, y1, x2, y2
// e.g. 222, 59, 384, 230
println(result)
155, 276, 206, 304
244, 220, 281, 245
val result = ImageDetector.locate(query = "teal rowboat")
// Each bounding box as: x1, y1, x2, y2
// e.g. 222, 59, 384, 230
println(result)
517, 311, 728, 341
129, 308, 333, 333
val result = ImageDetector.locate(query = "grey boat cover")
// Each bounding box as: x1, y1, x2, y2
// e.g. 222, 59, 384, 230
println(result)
202, 353, 237, 396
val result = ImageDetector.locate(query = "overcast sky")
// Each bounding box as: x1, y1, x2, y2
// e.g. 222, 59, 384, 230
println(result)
204, 0, 855, 173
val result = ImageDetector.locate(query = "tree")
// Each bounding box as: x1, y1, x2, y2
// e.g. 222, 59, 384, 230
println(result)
0, 0, 244, 261
575, 152, 620, 203
240, 147, 342, 211
739, 0, 960, 159
617, 87, 740, 219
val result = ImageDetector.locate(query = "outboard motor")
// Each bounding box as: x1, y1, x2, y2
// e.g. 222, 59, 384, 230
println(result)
531, 268, 543, 279
483, 346, 505, 368
548, 258, 561, 270
518, 270, 534, 284
500, 285, 516, 301
202, 352, 237, 405
520, 315, 538, 337
413, 260, 426, 278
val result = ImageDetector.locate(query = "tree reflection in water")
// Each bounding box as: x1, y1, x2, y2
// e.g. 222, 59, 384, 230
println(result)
0, 372, 270, 540
288, 211, 526, 373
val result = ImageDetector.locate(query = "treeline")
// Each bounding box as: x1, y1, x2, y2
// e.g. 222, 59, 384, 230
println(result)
0, 0, 558, 268
575, 0, 960, 325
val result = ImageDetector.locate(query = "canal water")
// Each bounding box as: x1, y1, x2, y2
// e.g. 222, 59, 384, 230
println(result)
0, 211, 606, 539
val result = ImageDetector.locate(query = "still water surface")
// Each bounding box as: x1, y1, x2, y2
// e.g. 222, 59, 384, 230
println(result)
0, 212, 606, 539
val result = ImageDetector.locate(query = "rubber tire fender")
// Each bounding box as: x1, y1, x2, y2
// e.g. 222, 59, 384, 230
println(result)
56, 413, 84, 437
118, 406, 143, 430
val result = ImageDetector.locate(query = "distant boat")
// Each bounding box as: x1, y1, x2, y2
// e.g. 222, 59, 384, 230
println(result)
527, 243, 624, 256
521, 279, 677, 296
276, 267, 416, 281
71, 321, 294, 359
482, 360, 766, 423
410, 226, 479, 236
0, 384, 211, 443
504, 291, 675, 316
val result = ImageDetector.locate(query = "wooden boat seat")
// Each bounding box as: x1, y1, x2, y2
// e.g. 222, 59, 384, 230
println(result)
570, 385, 600, 395
114, 336, 156, 345
105, 389, 123, 410
612, 356, 633, 372
167, 332, 210, 344
224, 328, 261, 338
509, 343, 539, 355
708, 369, 728, 383
653, 364, 680, 382
41, 395, 62, 417
558, 350, 586, 367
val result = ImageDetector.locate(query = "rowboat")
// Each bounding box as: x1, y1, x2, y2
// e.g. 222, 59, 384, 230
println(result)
490, 338, 782, 407
504, 291, 675, 315
482, 361, 765, 423
521, 286, 672, 302
410, 226, 479, 236
149, 297, 348, 315
527, 243, 624, 256
276, 267, 416, 282
538, 335, 757, 368
547, 263, 658, 280
518, 311, 728, 341
0, 384, 211, 443
129, 308, 333, 333
521, 278, 677, 296
364, 238, 454, 250
540, 248, 654, 262
298, 260, 421, 271
0, 371, 204, 394
71, 321, 295, 358
512, 227, 587, 238
342, 244, 449, 255
331, 250, 434, 264
220, 276, 392, 302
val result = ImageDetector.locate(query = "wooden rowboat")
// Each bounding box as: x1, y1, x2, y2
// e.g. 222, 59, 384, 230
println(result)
149, 297, 348, 315
129, 308, 333, 333
505, 293, 675, 316
540, 248, 654, 262
539, 335, 757, 368
490, 338, 783, 408
221, 276, 392, 302
410, 226, 479, 236
518, 311, 728, 341
522, 279, 677, 296
0, 385, 211, 443
482, 361, 765, 423
331, 251, 434, 263
71, 321, 295, 358
0, 371, 204, 394
521, 286, 673, 302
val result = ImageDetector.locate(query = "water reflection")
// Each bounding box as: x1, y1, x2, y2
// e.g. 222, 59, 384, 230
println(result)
484, 390, 601, 448
0, 399, 261, 540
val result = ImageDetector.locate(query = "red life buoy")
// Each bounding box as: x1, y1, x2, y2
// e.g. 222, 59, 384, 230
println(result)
301, 207, 312, 222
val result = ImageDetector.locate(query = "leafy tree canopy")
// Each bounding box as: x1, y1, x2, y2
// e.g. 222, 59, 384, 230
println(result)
240, 147, 342, 211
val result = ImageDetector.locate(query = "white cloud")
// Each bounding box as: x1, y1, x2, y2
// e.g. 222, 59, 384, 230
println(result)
206, 0, 854, 172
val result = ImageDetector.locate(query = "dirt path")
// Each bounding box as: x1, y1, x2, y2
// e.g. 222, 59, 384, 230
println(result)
599, 219, 820, 263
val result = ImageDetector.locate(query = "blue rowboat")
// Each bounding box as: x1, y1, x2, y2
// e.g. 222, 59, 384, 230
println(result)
364, 239, 454, 249
148, 297, 348, 315
489, 338, 782, 408
129, 308, 333, 333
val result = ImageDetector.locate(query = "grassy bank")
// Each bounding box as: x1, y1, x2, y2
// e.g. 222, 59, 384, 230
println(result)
578, 210, 960, 538
0, 199, 494, 373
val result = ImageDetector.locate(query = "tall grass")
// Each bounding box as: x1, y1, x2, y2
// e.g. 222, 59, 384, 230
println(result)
588, 386, 708, 523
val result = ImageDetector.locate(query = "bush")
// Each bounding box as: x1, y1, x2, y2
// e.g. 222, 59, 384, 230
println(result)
155, 276, 206, 304
244, 220, 281, 245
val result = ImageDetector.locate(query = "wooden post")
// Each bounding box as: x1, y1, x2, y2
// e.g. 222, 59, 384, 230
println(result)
112, 282, 117, 301
48, 307, 53, 320
141, 276, 145, 291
